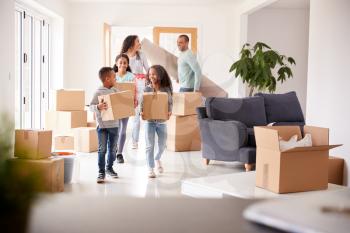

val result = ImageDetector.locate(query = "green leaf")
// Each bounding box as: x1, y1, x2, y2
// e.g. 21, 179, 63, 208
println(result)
288, 57, 296, 65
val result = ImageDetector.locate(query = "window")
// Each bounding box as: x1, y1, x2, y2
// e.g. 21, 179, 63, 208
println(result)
15, 6, 50, 129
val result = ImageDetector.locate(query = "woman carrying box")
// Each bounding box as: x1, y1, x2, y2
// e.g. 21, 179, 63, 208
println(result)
113, 53, 135, 163
141, 65, 173, 178
121, 35, 150, 150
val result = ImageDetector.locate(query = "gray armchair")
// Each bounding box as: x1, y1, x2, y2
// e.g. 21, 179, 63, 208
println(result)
197, 91, 305, 171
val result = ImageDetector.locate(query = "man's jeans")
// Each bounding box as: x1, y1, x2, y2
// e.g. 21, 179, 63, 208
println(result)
145, 121, 167, 169
97, 127, 118, 173
179, 87, 194, 92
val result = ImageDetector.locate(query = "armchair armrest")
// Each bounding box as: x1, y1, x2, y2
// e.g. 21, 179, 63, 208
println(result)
196, 107, 208, 119
199, 118, 248, 150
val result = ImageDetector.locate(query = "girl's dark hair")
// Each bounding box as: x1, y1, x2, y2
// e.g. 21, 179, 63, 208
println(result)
113, 54, 132, 73
147, 65, 173, 95
120, 35, 140, 60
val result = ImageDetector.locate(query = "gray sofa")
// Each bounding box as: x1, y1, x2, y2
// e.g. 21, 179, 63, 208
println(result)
197, 91, 305, 171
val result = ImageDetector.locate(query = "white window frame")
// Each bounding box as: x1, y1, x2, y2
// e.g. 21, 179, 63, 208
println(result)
15, 3, 51, 129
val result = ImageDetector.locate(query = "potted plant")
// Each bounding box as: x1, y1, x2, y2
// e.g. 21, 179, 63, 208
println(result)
229, 42, 296, 96
0, 114, 40, 233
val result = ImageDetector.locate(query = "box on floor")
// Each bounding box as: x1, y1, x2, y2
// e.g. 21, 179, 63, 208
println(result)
8, 157, 64, 192
74, 127, 98, 153
53, 89, 85, 111
54, 136, 74, 151
167, 115, 201, 151
142, 92, 169, 120
98, 91, 135, 121
172, 92, 203, 116
254, 126, 341, 194
45, 110, 87, 135
328, 156, 344, 185
15, 130, 52, 159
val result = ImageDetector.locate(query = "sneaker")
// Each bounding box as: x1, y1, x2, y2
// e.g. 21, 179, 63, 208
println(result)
116, 154, 124, 163
97, 172, 105, 183
148, 169, 156, 178
106, 168, 119, 178
156, 160, 164, 174
132, 142, 138, 149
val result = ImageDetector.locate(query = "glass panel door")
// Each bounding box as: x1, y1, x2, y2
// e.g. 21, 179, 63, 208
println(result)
41, 21, 50, 129
22, 13, 33, 129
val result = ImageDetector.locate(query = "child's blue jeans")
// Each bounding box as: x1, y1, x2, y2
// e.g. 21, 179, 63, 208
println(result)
145, 121, 167, 169
96, 126, 118, 173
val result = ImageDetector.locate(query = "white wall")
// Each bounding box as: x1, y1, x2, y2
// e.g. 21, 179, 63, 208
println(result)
65, 2, 241, 102
307, 0, 350, 185
247, 8, 309, 115
0, 0, 15, 117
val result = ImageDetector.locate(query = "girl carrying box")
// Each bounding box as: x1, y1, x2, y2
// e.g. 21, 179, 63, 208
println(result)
141, 65, 173, 178
113, 53, 135, 163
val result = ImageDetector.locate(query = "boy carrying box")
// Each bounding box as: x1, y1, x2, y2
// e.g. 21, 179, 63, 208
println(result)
89, 67, 119, 183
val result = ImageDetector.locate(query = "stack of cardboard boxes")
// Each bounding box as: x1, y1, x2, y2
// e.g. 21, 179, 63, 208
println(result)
10, 130, 64, 192
46, 89, 98, 153
167, 92, 202, 152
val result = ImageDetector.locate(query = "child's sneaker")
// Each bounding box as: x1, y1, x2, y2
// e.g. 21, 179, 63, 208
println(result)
116, 154, 124, 163
106, 168, 118, 178
132, 142, 138, 149
156, 160, 164, 174
97, 172, 105, 183
148, 169, 156, 178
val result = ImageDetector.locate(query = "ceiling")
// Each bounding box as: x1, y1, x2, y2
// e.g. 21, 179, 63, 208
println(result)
268, 0, 310, 9
66, 0, 243, 4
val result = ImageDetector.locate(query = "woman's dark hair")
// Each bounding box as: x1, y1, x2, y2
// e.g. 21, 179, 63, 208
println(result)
120, 35, 140, 60
113, 53, 132, 73
147, 65, 173, 95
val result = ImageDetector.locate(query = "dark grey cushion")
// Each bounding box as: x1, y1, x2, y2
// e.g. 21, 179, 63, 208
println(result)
205, 96, 267, 127
196, 107, 208, 119
255, 91, 305, 123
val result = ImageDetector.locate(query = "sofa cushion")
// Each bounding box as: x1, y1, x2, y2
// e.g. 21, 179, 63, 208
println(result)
205, 96, 267, 127
255, 91, 305, 123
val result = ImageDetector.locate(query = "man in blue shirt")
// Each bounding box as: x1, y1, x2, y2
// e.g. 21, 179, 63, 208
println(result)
177, 35, 202, 92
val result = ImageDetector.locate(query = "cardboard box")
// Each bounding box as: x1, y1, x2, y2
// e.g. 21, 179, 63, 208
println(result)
53, 89, 85, 111
98, 91, 135, 121
9, 157, 64, 192
87, 121, 97, 127
328, 156, 344, 185
45, 111, 87, 135
54, 136, 74, 150
114, 82, 136, 94
172, 92, 203, 116
87, 110, 96, 122
142, 92, 169, 120
15, 130, 52, 159
74, 127, 98, 153
167, 115, 201, 151
254, 126, 341, 194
